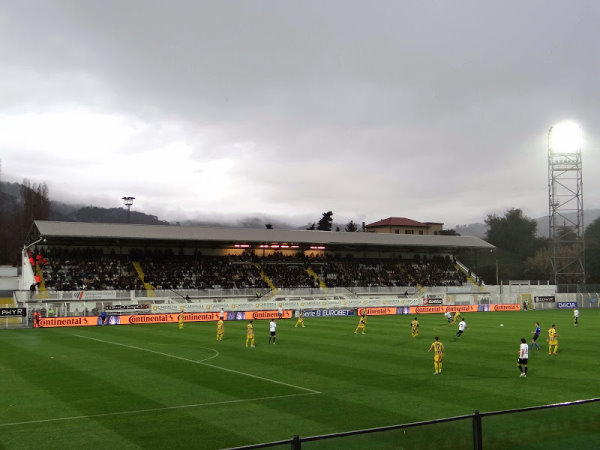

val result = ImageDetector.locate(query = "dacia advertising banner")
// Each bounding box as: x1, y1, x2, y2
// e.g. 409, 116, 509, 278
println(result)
557, 302, 578, 309
301, 309, 355, 318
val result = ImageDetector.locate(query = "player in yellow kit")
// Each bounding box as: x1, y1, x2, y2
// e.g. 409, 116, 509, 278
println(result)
216, 318, 224, 341
428, 336, 445, 374
411, 317, 420, 338
246, 320, 255, 348
178, 310, 184, 329
354, 313, 367, 334
547, 324, 559, 355
451, 311, 461, 325
295, 310, 305, 328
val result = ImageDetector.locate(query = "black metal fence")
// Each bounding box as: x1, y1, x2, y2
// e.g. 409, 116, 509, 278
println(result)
226, 398, 599, 449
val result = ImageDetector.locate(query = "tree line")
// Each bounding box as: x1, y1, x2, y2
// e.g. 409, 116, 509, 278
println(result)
0, 175, 50, 265
460, 208, 600, 285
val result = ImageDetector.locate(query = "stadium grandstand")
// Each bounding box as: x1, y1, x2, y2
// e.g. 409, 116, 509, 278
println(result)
21, 220, 491, 292
3, 219, 591, 328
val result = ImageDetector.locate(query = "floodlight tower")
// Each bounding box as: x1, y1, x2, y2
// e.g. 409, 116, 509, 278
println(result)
547, 122, 585, 288
122, 196, 135, 223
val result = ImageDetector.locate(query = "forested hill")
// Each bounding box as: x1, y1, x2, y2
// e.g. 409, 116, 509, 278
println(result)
1, 181, 168, 225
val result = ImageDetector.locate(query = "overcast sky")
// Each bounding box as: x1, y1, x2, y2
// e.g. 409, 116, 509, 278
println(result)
1, 1, 599, 229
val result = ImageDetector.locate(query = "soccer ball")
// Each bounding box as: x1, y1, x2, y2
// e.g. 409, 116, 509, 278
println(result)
500, 324, 504, 327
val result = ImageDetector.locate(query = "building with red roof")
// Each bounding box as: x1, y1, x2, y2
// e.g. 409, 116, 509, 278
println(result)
364, 217, 444, 236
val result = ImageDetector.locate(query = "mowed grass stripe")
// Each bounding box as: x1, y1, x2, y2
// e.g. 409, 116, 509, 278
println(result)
0, 310, 598, 449
70, 331, 319, 395
0, 340, 210, 449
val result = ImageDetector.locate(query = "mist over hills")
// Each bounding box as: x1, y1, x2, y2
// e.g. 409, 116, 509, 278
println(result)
2, 180, 598, 235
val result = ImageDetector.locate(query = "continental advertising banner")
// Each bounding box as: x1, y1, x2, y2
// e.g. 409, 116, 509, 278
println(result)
489, 304, 521, 311
357, 307, 397, 316
409, 305, 479, 315
38, 316, 98, 328
119, 312, 223, 325
244, 310, 293, 320
477, 304, 522, 312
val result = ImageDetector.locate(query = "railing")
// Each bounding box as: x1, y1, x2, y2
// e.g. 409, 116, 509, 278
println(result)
225, 398, 599, 449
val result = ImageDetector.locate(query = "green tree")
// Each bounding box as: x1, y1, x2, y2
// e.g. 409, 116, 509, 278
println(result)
317, 211, 333, 231
485, 208, 541, 258
345, 220, 358, 232
524, 245, 552, 281
585, 217, 600, 283
20, 179, 49, 230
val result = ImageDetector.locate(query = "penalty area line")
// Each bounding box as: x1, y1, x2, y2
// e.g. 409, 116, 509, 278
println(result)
0, 392, 318, 428
74, 334, 321, 395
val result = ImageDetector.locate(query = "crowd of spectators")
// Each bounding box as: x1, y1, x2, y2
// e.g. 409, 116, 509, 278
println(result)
35, 247, 467, 292
41, 247, 142, 291
140, 256, 269, 290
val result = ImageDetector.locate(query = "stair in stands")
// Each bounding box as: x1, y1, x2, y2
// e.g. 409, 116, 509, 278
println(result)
253, 263, 279, 294
35, 265, 50, 299
306, 267, 328, 291
454, 263, 485, 292
132, 262, 156, 297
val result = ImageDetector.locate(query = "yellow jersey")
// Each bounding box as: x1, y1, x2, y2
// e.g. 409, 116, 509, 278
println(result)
429, 341, 444, 356
548, 328, 557, 341
217, 319, 224, 330
411, 319, 419, 329
247, 323, 254, 336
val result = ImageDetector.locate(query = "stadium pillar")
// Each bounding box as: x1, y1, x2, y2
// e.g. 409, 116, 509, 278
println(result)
472, 410, 482, 450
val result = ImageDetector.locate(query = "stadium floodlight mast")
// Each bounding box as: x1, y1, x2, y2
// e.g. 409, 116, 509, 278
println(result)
122, 196, 135, 224
547, 121, 585, 289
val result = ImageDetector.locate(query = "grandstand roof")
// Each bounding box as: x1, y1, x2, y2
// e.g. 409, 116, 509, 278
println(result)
30, 221, 494, 252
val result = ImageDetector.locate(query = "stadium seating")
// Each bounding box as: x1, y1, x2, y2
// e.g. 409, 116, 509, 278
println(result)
37, 247, 466, 291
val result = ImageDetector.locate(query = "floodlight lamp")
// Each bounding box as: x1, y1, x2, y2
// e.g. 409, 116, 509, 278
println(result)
549, 121, 582, 154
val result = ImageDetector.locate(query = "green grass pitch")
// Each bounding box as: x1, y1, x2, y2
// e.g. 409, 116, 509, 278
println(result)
1, 310, 598, 449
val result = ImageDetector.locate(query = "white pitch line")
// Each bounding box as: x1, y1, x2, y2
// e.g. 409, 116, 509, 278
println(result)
74, 334, 220, 363
0, 392, 318, 428
199, 360, 321, 394
74, 334, 321, 395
